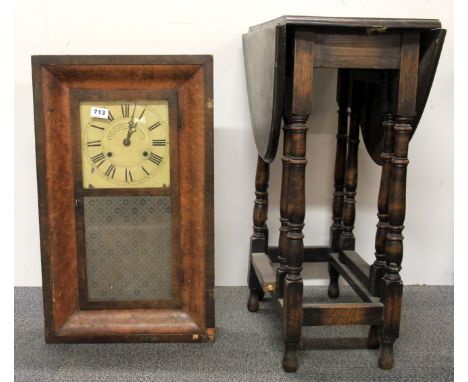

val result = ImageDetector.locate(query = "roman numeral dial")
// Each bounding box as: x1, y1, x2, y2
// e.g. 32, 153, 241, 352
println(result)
152, 139, 166, 147
87, 140, 101, 147
148, 152, 163, 165
121, 103, 130, 118
91, 153, 105, 163
125, 168, 133, 183
104, 164, 116, 178
148, 121, 161, 131
80, 100, 170, 188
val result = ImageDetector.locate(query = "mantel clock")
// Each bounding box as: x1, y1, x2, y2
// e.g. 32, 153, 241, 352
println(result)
32, 55, 214, 343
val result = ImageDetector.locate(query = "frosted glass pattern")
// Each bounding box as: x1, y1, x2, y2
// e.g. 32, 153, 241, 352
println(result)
84, 196, 172, 301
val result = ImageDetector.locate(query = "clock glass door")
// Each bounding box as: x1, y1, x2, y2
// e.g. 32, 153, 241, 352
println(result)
73, 90, 181, 309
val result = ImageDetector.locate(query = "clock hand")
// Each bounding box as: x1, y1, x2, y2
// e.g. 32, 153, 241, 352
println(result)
129, 102, 137, 125
129, 106, 144, 131
123, 103, 138, 146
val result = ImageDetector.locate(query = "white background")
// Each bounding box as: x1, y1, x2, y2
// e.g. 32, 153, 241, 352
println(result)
14, 0, 453, 286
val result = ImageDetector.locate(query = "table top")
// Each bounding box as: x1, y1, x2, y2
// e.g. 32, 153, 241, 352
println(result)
249, 15, 441, 32
243, 16, 445, 163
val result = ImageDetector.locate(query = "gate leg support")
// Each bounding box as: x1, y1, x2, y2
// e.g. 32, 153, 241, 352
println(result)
379, 31, 419, 370
328, 69, 350, 299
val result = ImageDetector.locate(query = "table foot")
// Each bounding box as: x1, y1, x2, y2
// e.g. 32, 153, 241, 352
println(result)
378, 342, 395, 370
282, 343, 299, 372
247, 291, 260, 312
327, 279, 340, 299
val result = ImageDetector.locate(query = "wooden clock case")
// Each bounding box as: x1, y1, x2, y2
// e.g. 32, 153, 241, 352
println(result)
32, 55, 214, 343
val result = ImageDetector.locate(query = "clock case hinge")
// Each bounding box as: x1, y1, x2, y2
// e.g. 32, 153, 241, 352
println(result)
178, 113, 182, 129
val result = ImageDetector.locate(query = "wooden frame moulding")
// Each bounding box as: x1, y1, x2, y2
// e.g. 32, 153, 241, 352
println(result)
70, 88, 182, 311
32, 55, 214, 343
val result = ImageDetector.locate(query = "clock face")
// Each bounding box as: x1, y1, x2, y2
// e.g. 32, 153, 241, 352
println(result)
80, 100, 170, 189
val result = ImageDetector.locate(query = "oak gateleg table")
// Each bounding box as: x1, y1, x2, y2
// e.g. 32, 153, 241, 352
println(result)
243, 16, 445, 372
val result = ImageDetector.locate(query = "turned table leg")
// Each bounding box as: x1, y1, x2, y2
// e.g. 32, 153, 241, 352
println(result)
280, 30, 313, 373
379, 116, 412, 369
247, 156, 269, 312
368, 73, 395, 348
369, 113, 395, 297
368, 113, 394, 349
328, 69, 350, 299
339, 78, 365, 252
379, 32, 420, 370
276, 126, 292, 299
282, 115, 308, 372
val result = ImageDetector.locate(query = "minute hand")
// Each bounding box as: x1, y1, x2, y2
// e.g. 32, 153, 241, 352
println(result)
123, 103, 138, 146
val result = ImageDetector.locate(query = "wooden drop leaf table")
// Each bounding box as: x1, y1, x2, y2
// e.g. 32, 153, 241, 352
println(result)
243, 16, 445, 372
